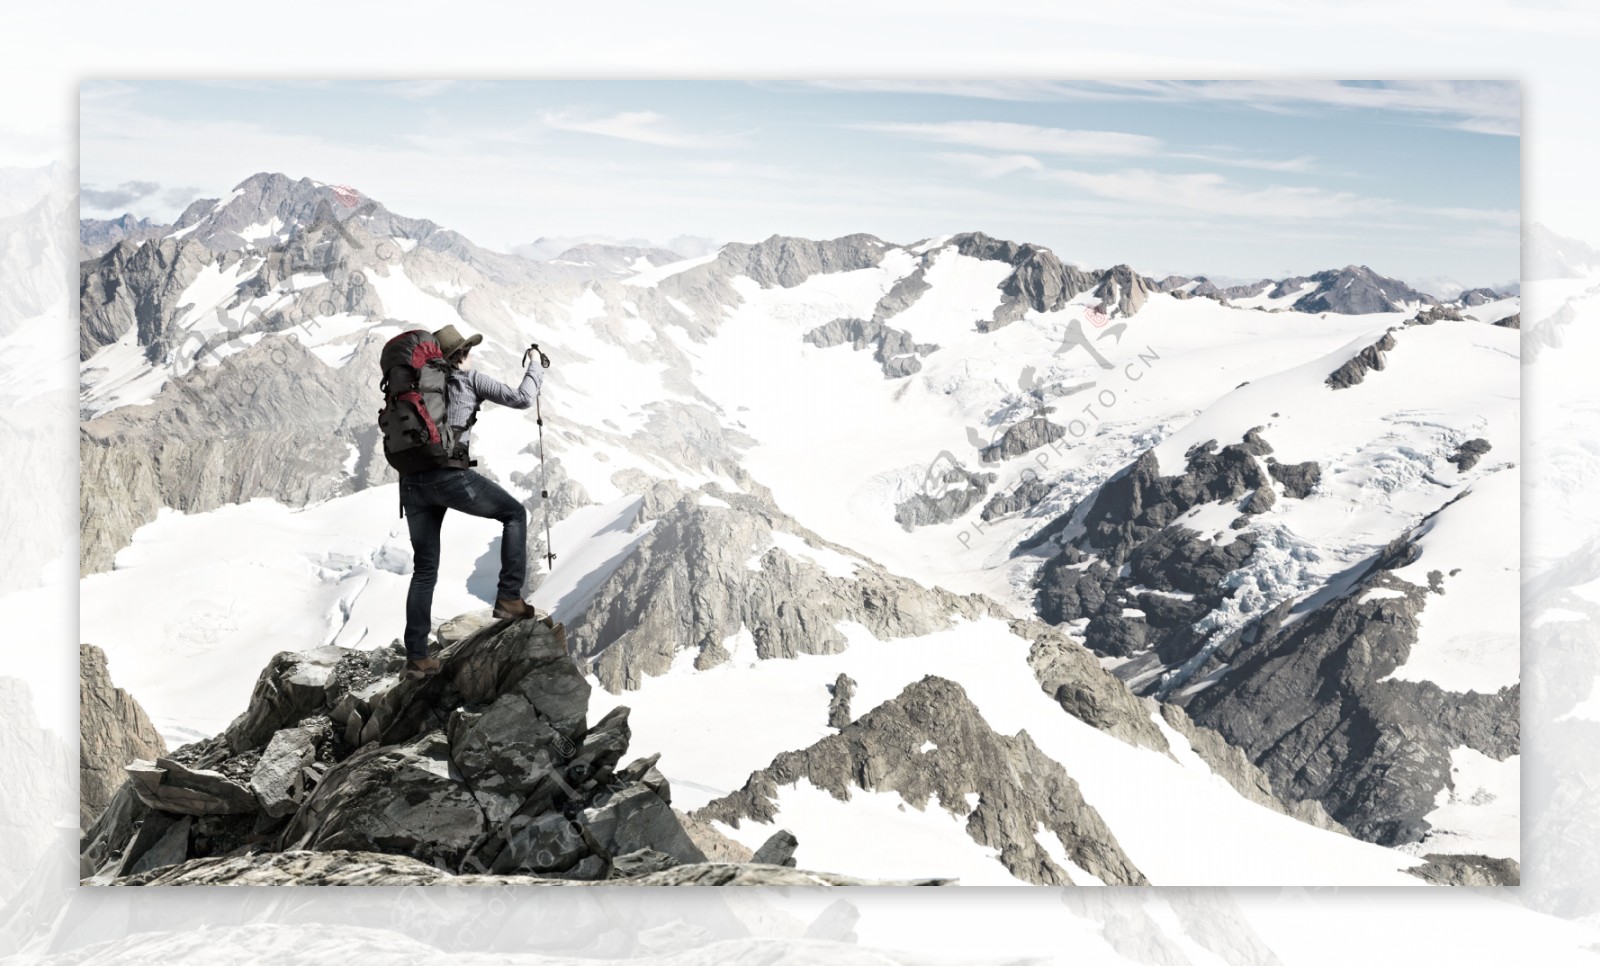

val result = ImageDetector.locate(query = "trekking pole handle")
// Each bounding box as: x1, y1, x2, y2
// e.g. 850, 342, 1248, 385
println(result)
523, 343, 551, 369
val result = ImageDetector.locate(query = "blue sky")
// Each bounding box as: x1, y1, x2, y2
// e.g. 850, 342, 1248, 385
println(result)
79, 79, 1519, 288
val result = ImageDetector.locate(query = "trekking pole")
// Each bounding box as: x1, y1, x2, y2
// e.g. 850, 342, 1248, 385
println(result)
524, 343, 556, 570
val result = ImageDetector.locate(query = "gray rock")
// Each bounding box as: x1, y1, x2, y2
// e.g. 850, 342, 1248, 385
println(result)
122, 814, 192, 878
803, 316, 938, 379
1267, 457, 1322, 498
871, 265, 932, 322
124, 757, 257, 816
611, 848, 679, 878
249, 727, 318, 818
566, 486, 994, 691
1411, 303, 1465, 324
79, 213, 170, 259
579, 783, 708, 873
86, 614, 734, 886
950, 231, 1097, 331
714, 233, 888, 289
1021, 618, 1169, 753
78, 236, 212, 361
80, 334, 394, 575
1286, 265, 1435, 314
1446, 438, 1492, 472
80, 781, 147, 878
1240, 484, 1276, 516
827, 673, 856, 729
1405, 853, 1520, 886
1325, 330, 1398, 389
751, 829, 799, 867
981, 473, 1052, 520
672, 809, 754, 863
696, 675, 1147, 886
79, 643, 166, 829
104, 850, 955, 886
449, 614, 591, 743
1091, 264, 1154, 318
222, 645, 350, 753
1494, 312, 1520, 329
1158, 704, 1345, 834
895, 462, 996, 529
1185, 494, 1520, 846
980, 416, 1066, 463
282, 732, 487, 869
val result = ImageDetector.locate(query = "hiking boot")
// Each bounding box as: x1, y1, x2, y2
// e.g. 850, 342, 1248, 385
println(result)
493, 597, 544, 621
404, 656, 442, 680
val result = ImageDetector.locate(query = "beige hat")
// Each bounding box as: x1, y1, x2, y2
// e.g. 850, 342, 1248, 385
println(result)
433, 324, 483, 359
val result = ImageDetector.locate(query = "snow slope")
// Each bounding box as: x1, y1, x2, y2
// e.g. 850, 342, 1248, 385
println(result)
588, 616, 1424, 885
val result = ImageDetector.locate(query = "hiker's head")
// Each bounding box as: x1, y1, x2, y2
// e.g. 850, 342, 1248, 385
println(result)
450, 346, 472, 369
432, 324, 483, 367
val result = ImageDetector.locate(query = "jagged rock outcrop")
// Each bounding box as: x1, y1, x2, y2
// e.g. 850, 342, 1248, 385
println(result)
751, 830, 799, 867
1494, 311, 1520, 329
950, 231, 1097, 331
1283, 265, 1434, 314
83, 614, 743, 884
567, 482, 994, 691
103, 850, 951, 886
1411, 303, 1465, 324
79, 334, 393, 575
1183, 504, 1519, 846
1019, 618, 1169, 753
981, 474, 1052, 521
827, 673, 856, 730
1458, 287, 1502, 307
1266, 456, 1321, 498
1157, 704, 1345, 833
1325, 330, 1397, 389
1028, 434, 1284, 671
1446, 438, 1492, 472
979, 415, 1065, 463
673, 809, 755, 863
696, 675, 1148, 886
79, 236, 213, 360
714, 234, 888, 289
1404, 853, 1520, 886
804, 317, 938, 378
895, 462, 996, 529
79, 213, 170, 260
1091, 264, 1154, 318
79, 643, 166, 829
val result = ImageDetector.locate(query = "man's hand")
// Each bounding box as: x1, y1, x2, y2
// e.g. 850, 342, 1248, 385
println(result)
523, 343, 552, 369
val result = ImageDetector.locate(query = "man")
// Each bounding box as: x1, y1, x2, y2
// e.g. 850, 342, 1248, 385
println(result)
399, 324, 546, 680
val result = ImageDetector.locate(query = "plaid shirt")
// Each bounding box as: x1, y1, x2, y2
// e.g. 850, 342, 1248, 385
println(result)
446, 364, 543, 446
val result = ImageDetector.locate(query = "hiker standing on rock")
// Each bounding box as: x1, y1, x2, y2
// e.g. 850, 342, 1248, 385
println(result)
379, 323, 549, 680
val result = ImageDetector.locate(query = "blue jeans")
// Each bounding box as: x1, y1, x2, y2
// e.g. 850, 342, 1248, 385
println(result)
400, 468, 528, 660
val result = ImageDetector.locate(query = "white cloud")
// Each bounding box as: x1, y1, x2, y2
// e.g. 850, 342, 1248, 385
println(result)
1035, 166, 1373, 220
861, 119, 1317, 173
538, 110, 733, 148
854, 120, 1162, 157
933, 152, 1045, 179
817, 79, 1519, 136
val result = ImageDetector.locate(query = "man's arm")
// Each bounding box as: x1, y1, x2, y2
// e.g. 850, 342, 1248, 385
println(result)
466, 363, 543, 410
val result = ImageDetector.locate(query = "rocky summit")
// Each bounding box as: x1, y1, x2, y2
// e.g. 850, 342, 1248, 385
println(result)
81, 613, 929, 886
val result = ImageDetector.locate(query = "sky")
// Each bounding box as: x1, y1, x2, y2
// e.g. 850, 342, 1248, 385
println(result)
79, 79, 1520, 289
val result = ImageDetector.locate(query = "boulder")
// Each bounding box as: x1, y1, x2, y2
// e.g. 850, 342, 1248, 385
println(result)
125, 757, 256, 816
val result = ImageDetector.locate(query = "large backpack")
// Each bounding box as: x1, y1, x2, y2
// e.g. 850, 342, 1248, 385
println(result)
377, 329, 470, 476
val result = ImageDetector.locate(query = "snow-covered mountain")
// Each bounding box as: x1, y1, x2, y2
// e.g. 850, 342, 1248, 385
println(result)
77, 171, 1521, 884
